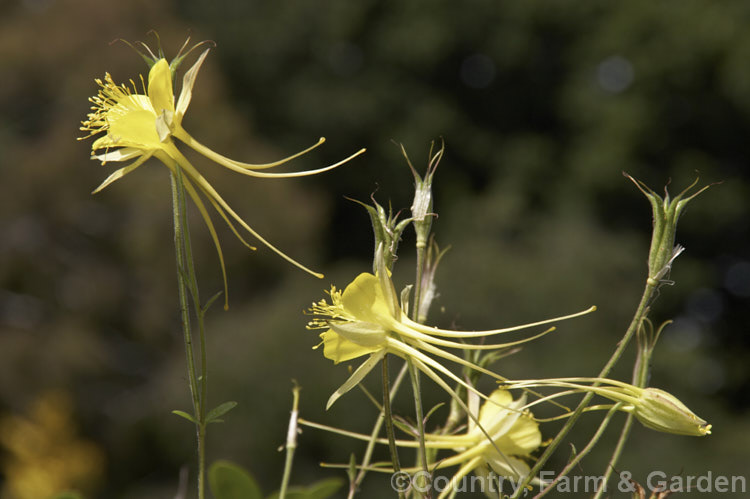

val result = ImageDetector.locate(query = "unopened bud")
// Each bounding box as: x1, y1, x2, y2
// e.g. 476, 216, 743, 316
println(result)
633, 387, 712, 436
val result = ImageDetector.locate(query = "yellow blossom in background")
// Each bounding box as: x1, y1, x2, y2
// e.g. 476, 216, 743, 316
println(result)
308, 245, 596, 409
80, 39, 365, 304
0, 391, 104, 499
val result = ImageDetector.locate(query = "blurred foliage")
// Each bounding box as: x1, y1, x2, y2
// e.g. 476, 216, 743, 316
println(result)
0, 0, 748, 498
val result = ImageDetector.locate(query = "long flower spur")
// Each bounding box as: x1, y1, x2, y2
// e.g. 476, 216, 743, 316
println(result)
80, 38, 365, 306
308, 245, 596, 409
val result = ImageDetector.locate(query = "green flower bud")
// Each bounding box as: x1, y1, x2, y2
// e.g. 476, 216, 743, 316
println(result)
401, 140, 443, 250
347, 196, 410, 273
633, 387, 712, 437
625, 174, 713, 285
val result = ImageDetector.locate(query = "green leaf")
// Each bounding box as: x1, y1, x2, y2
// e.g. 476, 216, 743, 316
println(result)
172, 410, 198, 424
266, 478, 344, 499
206, 401, 238, 422
208, 460, 262, 499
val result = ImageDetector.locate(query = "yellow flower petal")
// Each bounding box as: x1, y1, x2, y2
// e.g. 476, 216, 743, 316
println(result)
147, 58, 175, 116
340, 272, 393, 327
175, 49, 209, 124
320, 329, 381, 363
108, 107, 161, 149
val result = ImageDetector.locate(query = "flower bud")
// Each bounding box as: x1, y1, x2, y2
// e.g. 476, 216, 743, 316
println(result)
633, 387, 712, 436
400, 140, 442, 249
624, 174, 712, 285
348, 196, 410, 272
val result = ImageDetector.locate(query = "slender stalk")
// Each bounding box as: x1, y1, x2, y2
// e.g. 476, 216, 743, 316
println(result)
408, 244, 431, 497
592, 415, 634, 499
279, 383, 301, 499
413, 245, 426, 324
406, 358, 431, 498
171, 166, 208, 499
349, 363, 408, 499
171, 170, 200, 425
511, 280, 657, 498
381, 355, 405, 499
593, 321, 652, 499
533, 404, 623, 499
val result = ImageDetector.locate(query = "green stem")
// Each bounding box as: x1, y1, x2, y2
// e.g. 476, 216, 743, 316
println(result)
511, 280, 657, 498
408, 244, 431, 497
406, 358, 431, 498
171, 167, 207, 499
593, 320, 653, 499
381, 355, 405, 499
349, 363, 408, 499
279, 383, 301, 499
533, 404, 623, 499
413, 245, 425, 323
592, 415, 634, 499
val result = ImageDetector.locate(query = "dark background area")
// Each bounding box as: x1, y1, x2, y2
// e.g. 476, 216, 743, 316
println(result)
0, 1, 748, 498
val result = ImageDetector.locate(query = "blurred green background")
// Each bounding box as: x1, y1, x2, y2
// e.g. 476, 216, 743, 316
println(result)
1, 0, 748, 497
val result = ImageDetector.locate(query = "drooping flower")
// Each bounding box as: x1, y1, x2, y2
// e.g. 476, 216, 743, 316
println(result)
300, 388, 543, 499
80, 40, 365, 304
503, 377, 712, 436
307, 245, 596, 409
419, 389, 542, 489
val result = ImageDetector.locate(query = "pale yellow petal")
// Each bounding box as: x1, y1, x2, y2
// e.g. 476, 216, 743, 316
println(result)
107, 108, 162, 149
91, 152, 152, 194
175, 49, 209, 123
147, 59, 175, 115
326, 351, 386, 410
340, 273, 393, 326
91, 148, 142, 164
320, 329, 381, 363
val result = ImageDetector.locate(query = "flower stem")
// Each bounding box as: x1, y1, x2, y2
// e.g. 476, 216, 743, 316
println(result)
406, 358, 431, 498
381, 355, 405, 499
533, 403, 623, 499
279, 383, 301, 499
592, 319, 653, 498
349, 363, 408, 498
171, 165, 208, 499
408, 244, 431, 497
511, 280, 657, 498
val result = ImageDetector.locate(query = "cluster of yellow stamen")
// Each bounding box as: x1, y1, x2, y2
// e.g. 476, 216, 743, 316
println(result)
306, 286, 345, 330
81, 74, 143, 142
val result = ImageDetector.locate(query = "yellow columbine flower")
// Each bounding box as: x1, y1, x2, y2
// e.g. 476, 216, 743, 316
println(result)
418, 389, 542, 492
504, 377, 712, 436
308, 246, 596, 409
300, 389, 542, 499
80, 43, 365, 304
